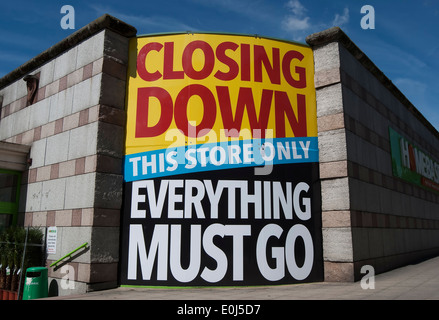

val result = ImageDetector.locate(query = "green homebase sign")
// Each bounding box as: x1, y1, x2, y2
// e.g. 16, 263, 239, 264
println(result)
389, 127, 439, 193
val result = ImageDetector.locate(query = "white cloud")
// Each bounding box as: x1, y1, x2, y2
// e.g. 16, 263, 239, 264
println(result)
332, 7, 350, 27
281, 1, 351, 40
283, 16, 310, 31
282, 0, 311, 36
285, 0, 307, 16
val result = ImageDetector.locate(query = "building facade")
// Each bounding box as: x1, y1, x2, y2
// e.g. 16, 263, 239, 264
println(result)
308, 28, 439, 281
0, 15, 438, 295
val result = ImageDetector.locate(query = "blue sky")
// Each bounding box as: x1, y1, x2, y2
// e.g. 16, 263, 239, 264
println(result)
1, 0, 438, 130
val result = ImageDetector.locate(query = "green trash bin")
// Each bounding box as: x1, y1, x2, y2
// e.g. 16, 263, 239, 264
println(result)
22, 267, 48, 300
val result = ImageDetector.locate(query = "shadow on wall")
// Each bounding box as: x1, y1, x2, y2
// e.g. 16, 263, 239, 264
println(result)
48, 279, 58, 297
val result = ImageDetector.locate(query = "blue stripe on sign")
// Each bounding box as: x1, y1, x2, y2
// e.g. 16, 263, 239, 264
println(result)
124, 137, 318, 182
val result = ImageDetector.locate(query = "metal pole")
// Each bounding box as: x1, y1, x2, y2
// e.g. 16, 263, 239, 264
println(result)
16, 227, 29, 300
43, 226, 48, 267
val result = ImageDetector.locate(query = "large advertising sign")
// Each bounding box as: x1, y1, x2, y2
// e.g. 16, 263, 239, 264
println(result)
389, 127, 439, 193
120, 33, 323, 286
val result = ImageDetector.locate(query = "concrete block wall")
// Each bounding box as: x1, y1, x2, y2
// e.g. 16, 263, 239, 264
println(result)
307, 27, 439, 281
0, 15, 136, 295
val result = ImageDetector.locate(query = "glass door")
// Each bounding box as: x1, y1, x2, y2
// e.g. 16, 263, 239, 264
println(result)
0, 169, 21, 232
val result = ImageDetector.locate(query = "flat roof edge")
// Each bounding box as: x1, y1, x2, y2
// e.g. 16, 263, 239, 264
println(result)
136, 31, 310, 48
0, 14, 137, 90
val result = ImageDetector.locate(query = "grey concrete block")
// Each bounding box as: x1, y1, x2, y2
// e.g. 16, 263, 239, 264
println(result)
368, 228, 384, 258
378, 187, 393, 214
365, 184, 381, 214
375, 148, 392, 176
0, 112, 13, 139
342, 88, 364, 122
53, 47, 78, 81
25, 182, 43, 212
64, 173, 96, 209
349, 179, 383, 214
11, 107, 31, 137
318, 129, 347, 162
71, 74, 101, 114
41, 178, 67, 211
28, 98, 50, 129
321, 177, 350, 211
346, 132, 381, 173
403, 229, 417, 252
38, 60, 55, 87
90, 227, 120, 263
16, 76, 28, 100
352, 227, 370, 261
322, 227, 353, 262
96, 122, 124, 158
382, 228, 398, 256
94, 173, 123, 209
316, 83, 344, 117
394, 229, 406, 254
68, 122, 98, 160
104, 29, 131, 64
348, 178, 367, 212
45, 131, 70, 165
313, 42, 340, 72
49, 86, 74, 122
99, 73, 126, 109
76, 30, 105, 69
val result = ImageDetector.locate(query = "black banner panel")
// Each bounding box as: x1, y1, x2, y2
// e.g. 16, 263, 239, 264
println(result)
120, 163, 322, 286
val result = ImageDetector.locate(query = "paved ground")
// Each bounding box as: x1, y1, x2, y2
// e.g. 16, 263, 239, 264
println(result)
45, 256, 439, 300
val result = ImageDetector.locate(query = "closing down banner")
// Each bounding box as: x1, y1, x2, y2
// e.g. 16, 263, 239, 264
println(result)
120, 33, 323, 286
